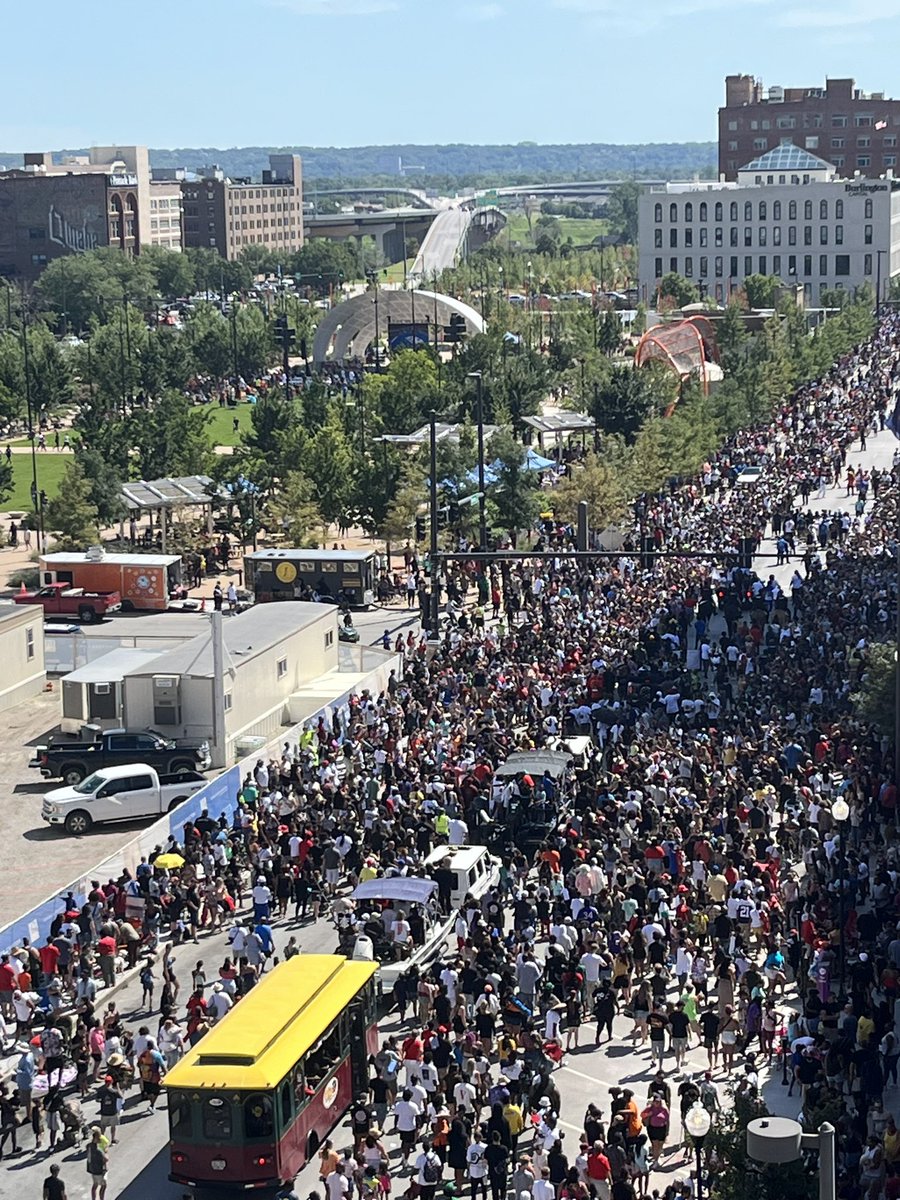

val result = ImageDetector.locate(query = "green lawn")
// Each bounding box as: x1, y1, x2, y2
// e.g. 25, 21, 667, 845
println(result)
501, 213, 609, 248
5, 453, 71, 512
382, 258, 417, 285
203, 403, 254, 447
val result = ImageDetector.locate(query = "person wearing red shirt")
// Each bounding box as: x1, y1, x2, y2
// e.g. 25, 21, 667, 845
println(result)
39, 940, 60, 982
0, 955, 16, 1018
97, 934, 118, 989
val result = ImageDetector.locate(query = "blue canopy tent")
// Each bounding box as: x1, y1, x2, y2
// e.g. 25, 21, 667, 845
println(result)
462, 447, 556, 488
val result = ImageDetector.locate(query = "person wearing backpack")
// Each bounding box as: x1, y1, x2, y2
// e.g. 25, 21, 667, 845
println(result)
415, 1138, 444, 1200
85, 1126, 109, 1200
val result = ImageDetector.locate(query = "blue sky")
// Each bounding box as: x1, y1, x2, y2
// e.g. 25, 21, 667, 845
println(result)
4, 0, 900, 149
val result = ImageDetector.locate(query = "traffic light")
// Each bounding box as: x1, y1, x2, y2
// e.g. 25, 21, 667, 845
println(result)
450, 314, 466, 342
415, 516, 426, 541
449, 501, 461, 525
39, 489, 47, 510
273, 314, 296, 352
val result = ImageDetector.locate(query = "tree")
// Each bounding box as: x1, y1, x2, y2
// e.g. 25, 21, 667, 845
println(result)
550, 450, 629, 531
743, 273, 781, 310
233, 304, 274, 380
364, 351, 440, 435
24, 323, 74, 418
534, 216, 563, 257
265, 470, 321, 546
605, 180, 641, 244
590, 366, 657, 443
128, 391, 213, 480
717, 303, 747, 375
141, 246, 195, 302
186, 303, 232, 381
382, 468, 425, 546
77, 447, 125, 527
306, 406, 355, 529
658, 272, 699, 308
485, 429, 540, 544
705, 1090, 813, 1200
853, 643, 896, 740
596, 309, 622, 356
44, 461, 100, 549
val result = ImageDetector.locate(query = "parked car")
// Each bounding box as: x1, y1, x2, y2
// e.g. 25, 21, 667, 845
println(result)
41, 764, 206, 834
31, 727, 212, 785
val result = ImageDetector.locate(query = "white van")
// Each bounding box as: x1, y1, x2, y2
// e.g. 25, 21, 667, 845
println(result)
424, 845, 501, 910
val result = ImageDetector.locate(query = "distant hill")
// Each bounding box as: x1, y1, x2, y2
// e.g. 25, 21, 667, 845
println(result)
0, 142, 717, 187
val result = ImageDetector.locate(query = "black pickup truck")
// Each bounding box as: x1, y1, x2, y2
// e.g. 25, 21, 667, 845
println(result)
30, 727, 212, 785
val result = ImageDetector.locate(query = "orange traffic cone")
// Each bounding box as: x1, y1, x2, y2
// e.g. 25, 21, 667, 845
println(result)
19, 581, 26, 594
200, 597, 206, 612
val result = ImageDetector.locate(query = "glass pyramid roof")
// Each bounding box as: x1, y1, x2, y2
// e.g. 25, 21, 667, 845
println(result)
740, 143, 833, 173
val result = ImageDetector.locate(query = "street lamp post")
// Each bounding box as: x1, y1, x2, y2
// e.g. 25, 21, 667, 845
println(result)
372, 287, 381, 373
832, 796, 849, 997
18, 290, 43, 552
684, 1104, 711, 1200
428, 410, 440, 637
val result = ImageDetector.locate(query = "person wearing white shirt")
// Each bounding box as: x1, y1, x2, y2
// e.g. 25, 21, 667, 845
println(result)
533, 1169, 556, 1200
448, 818, 468, 846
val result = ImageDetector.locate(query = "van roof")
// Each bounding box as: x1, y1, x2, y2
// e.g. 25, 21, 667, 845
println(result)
423, 845, 492, 870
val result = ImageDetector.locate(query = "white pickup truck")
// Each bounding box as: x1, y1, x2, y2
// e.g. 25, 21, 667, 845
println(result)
41, 763, 206, 835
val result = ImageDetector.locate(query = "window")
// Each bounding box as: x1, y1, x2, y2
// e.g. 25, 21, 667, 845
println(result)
654, 257, 663, 277
754, 138, 767, 151
776, 116, 796, 129
789, 200, 797, 220
805, 137, 819, 150
654, 203, 662, 223
699, 202, 707, 221
761, 119, 770, 130
730, 256, 739, 278
757, 227, 766, 246
804, 226, 813, 246
819, 254, 828, 276
857, 137, 871, 149
224, 692, 232, 712
699, 228, 707, 246
669, 228, 678, 248
818, 200, 827, 220
715, 256, 724, 277
835, 199, 843, 218
744, 256, 752, 277
714, 202, 723, 222
833, 157, 845, 168
773, 226, 781, 246
865, 253, 873, 275
773, 255, 782, 275
865, 224, 873, 244
654, 229, 662, 248
832, 115, 847, 127
831, 137, 845, 149
244, 1095, 274, 1140
886, 156, 897, 167
803, 255, 812, 276
759, 256, 767, 274
865, 198, 873, 218
699, 256, 708, 278
669, 203, 677, 223
804, 200, 813, 220
820, 226, 828, 245
855, 114, 874, 127
744, 201, 752, 221
670, 257, 678, 272
684, 257, 693, 277
788, 255, 797, 276
789, 226, 797, 246
728, 120, 738, 131
325, 630, 334, 648
730, 202, 738, 221
730, 228, 738, 247
715, 227, 723, 246
772, 200, 781, 221
886, 136, 898, 148
683, 202, 693, 222
277, 657, 288, 679
25, 627, 34, 661
858, 156, 871, 168
758, 201, 767, 221
684, 229, 693, 247
835, 255, 850, 276
202, 1097, 232, 1141
835, 225, 843, 245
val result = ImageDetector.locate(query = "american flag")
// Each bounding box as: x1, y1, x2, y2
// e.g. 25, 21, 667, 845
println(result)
876, 120, 888, 130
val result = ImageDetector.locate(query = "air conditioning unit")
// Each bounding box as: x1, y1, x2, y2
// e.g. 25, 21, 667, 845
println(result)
152, 674, 181, 726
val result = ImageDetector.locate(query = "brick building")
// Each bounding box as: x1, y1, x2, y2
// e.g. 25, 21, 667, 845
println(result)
0, 145, 183, 280
719, 76, 900, 181
181, 154, 303, 259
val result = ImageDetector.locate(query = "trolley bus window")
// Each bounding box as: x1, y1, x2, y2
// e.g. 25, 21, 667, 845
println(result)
280, 1079, 293, 1125
245, 1094, 274, 1140
202, 1096, 232, 1140
343, 562, 360, 574
169, 1092, 192, 1137
305, 1024, 343, 1090
292, 1063, 308, 1112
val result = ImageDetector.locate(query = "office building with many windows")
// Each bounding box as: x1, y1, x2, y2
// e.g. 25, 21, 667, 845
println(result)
719, 75, 900, 181
181, 154, 303, 260
637, 145, 900, 306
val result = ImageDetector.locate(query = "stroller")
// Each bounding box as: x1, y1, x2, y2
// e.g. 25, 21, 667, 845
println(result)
59, 1097, 88, 1148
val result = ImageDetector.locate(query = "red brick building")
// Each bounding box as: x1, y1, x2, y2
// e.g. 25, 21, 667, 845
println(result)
719, 75, 900, 181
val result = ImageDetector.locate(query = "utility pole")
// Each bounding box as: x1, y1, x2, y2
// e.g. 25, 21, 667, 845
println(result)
428, 410, 440, 637
467, 371, 488, 552
19, 290, 43, 552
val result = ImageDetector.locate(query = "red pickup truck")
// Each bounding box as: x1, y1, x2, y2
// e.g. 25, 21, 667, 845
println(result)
15, 582, 122, 623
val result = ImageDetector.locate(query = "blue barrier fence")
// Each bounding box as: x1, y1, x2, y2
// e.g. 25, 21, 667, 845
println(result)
0, 764, 241, 957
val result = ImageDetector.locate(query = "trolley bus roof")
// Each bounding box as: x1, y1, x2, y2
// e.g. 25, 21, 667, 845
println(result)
163, 955, 377, 1091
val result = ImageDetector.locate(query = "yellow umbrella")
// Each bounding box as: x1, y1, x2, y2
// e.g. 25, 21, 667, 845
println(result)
154, 852, 185, 869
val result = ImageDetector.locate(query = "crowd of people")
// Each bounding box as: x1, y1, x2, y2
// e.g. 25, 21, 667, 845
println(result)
4, 313, 900, 1200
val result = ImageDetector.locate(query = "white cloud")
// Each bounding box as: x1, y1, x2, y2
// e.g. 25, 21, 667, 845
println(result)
552, 0, 776, 33
778, 0, 900, 27
461, 2, 504, 18
267, 0, 399, 15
